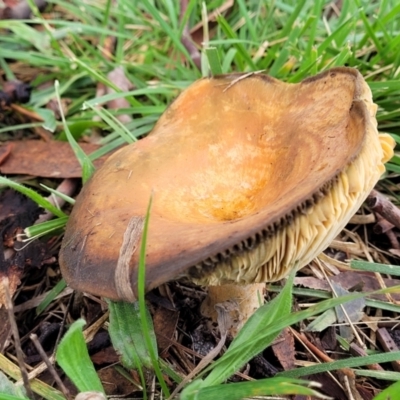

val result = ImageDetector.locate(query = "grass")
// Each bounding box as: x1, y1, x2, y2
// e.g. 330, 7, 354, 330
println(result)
1, 0, 400, 399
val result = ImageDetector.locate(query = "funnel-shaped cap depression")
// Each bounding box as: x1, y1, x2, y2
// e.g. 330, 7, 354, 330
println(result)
59, 68, 393, 301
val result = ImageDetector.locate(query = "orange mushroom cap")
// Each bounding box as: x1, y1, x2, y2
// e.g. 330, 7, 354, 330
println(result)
59, 67, 394, 301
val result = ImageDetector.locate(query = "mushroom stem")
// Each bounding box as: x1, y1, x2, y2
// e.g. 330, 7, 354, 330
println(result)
200, 283, 265, 337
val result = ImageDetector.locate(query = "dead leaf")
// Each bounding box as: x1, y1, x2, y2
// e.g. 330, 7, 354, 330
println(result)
190, 0, 234, 45
295, 271, 400, 301
91, 346, 119, 365
331, 281, 365, 341
97, 367, 138, 396
105, 67, 134, 124
0, 140, 117, 178
0, 142, 12, 164
0, 189, 50, 306
153, 306, 179, 356
0, 308, 11, 351
271, 327, 295, 370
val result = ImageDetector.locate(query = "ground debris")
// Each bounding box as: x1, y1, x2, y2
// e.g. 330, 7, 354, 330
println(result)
0, 140, 114, 178
0, 189, 51, 307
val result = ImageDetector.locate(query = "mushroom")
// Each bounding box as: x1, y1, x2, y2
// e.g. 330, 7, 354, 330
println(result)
59, 67, 394, 335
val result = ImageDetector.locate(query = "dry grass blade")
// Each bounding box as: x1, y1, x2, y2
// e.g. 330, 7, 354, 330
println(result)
30, 333, 70, 398
3, 278, 34, 399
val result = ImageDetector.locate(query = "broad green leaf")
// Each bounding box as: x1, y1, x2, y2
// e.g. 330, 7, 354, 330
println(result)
373, 380, 400, 400
56, 319, 104, 393
108, 301, 155, 370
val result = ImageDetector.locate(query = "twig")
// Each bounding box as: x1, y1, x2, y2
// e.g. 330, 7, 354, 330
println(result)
374, 213, 395, 234
367, 190, 400, 230
349, 343, 383, 371
3, 278, 34, 399
290, 328, 344, 390
349, 213, 375, 225
167, 304, 228, 399
29, 334, 70, 399
376, 328, 400, 372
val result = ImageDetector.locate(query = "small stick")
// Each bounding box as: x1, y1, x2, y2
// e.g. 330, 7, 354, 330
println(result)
376, 328, 400, 372
29, 334, 70, 398
3, 278, 34, 399
374, 213, 395, 234
367, 190, 400, 230
349, 343, 384, 371
167, 306, 228, 400
386, 229, 400, 250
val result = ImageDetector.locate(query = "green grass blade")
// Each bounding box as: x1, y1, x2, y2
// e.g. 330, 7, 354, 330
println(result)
354, 0, 384, 54
82, 102, 136, 144
355, 369, 400, 381
202, 269, 295, 386
54, 80, 95, 183
56, 319, 105, 393
40, 184, 75, 205
183, 377, 327, 400
351, 260, 400, 276
200, 285, 400, 384
36, 279, 67, 316
24, 216, 69, 238
216, 15, 256, 71
278, 350, 400, 379
137, 196, 170, 397
0, 177, 67, 218
139, 0, 195, 70
205, 48, 223, 76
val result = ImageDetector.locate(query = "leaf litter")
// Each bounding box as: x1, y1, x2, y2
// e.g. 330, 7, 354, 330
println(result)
1, 1, 400, 399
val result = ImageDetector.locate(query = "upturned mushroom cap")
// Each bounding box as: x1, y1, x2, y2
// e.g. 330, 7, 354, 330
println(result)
59, 67, 394, 301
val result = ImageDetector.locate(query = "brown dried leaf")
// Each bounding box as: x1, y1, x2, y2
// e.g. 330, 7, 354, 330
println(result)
91, 346, 119, 365
105, 67, 134, 124
97, 367, 138, 396
0, 189, 50, 306
190, 0, 234, 45
0, 308, 11, 351
295, 271, 400, 301
271, 327, 295, 370
0, 140, 116, 178
0, 270, 22, 309
153, 307, 179, 356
